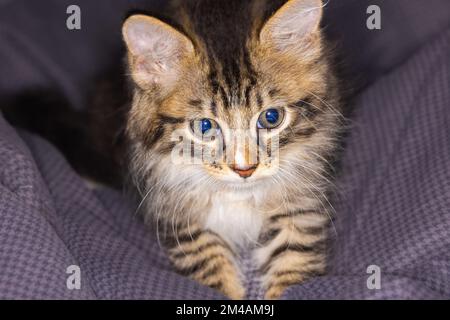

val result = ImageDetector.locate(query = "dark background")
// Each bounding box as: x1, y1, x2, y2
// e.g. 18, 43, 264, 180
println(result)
1, 0, 450, 110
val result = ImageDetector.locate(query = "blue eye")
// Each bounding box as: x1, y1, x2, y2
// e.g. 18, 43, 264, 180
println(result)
200, 119, 212, 134
265, 109, 279, 124
257, 108, 285, 129
190, 118, 220, 137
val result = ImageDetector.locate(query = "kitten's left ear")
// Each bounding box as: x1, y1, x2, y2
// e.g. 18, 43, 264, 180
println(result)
260, 0, 324, 54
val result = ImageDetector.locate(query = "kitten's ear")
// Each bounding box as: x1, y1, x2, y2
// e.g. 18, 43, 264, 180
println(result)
260, 0, 323, 54
122, 14, 194, 91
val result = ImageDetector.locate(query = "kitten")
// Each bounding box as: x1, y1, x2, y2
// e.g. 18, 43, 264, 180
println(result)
122, 0, 343, 299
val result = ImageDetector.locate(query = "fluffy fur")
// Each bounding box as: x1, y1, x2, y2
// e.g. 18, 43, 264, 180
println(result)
122, 0, 343, 299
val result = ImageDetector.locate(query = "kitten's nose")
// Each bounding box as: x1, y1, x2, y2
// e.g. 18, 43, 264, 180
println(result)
230, 164, 257, 178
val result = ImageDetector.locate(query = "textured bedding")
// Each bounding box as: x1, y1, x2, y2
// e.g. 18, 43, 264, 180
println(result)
0, 0, 450, 299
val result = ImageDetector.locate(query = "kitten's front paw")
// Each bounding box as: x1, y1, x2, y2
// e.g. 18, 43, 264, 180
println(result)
173, 255, 246, 299
262, 268, 326, 300
264, 284, 289, 300
186, 261, 246, 300
262, 271, 301, 300
219, 278, 246, 300
261, 266, 326, 300
168, 229, 246, 300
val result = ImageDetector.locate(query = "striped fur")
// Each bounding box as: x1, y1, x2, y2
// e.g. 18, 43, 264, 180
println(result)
122, 0, 343, 299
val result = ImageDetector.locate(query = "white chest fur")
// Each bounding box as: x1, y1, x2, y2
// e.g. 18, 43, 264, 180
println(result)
204, 191, 264, 248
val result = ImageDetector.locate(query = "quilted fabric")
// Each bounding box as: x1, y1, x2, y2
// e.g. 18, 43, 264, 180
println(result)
284, 26, 450, 299
1, 26, 449, 300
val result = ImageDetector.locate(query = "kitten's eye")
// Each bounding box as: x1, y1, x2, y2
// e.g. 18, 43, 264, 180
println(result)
190, 118, 220, 137
257, 108, 285, 129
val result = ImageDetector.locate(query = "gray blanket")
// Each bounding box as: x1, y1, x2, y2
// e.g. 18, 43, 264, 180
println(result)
0, 0, 449, 299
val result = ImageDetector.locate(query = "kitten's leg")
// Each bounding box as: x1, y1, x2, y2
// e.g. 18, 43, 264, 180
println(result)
167, 225, 245, 300
255, 210, 329, 300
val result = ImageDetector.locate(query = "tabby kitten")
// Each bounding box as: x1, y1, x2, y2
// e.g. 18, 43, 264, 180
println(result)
122, 0, 342, 299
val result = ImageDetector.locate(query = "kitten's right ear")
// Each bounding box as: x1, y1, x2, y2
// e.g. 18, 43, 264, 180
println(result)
122, 15, 194, 91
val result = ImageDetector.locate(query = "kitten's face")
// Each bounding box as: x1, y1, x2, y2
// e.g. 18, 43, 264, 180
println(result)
153, 54, 329, 189
123, 0, 339, 194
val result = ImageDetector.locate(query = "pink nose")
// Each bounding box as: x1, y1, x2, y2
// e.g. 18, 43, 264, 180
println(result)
230, 164, 257, 178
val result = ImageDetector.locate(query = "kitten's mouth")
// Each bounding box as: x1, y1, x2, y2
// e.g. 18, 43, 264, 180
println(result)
225, 180, 258, 191
206, 162, 279, 188
222, 174, 265, 190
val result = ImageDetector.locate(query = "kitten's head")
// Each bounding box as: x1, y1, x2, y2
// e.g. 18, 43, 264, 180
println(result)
122, 0, 341, 195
